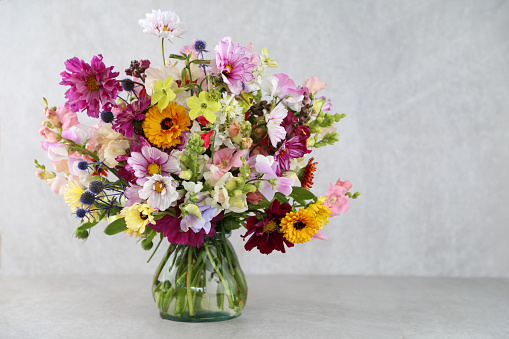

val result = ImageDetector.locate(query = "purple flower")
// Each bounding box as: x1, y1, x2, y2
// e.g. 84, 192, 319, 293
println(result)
127, 146, 180, 185
274, 135, 311, 176
180, 205, 217, 233
211, 36, 257, 95
112, 96, 150, 138
60, 54, 122, 118
254, 155, 293, 201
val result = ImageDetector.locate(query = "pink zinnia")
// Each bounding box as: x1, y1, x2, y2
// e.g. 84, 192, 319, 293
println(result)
211, 36, 257, 95
127, 146, 180, 185
60, 54, 122, 118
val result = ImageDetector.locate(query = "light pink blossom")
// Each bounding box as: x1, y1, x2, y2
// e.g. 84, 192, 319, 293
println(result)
303, 76, 327, 95
265, 103, 287, 148
323, 178, 351, 216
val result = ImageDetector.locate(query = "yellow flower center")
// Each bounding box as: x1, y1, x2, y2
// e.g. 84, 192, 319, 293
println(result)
147, 163, 161, 176
154, 181, 165, 193
163, 25, 171, 32
86, 76, 100, 91
262, 220, 277, 233
225, 64, 233, 74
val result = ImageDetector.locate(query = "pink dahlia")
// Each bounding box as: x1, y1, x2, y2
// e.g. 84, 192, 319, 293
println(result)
211, 36, 257, 95
60, 54, 122, 118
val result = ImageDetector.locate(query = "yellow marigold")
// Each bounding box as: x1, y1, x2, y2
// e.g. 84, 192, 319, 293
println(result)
120, 203, 156, 236
280, 208, 321, 244
306, 195, 331, 227
142, 102, 191, 148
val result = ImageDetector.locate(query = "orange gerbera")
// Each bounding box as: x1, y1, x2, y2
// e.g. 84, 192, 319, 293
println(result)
299, 157, 317, 190
142, 102, 191, 148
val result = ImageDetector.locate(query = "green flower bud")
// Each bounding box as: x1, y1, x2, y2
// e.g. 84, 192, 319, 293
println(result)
233, 189, 243, 197
179, 170, 192, 180
225, 178, 237, 191
74, 229, 89, 240
229, 197, 245, 209
141, 238, 153, 250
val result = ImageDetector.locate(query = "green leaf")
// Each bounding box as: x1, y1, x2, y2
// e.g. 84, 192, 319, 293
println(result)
104, 218, 127, 235
290, 186, 316, 205
77, 219, 100, 231
274, 192, 289, 204
220, 216, 241, 231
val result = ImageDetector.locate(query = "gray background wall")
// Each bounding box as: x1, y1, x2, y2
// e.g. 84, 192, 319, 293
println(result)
1, 0, 508, 276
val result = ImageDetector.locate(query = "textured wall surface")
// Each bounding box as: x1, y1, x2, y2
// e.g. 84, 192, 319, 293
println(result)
0, 0, 508, 276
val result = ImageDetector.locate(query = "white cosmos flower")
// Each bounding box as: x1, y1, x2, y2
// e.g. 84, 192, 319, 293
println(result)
138, 10, 187, 40
139, 174, 179, 211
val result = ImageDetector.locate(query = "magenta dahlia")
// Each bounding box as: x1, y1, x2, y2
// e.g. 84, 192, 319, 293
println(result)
60, 54, 122, 118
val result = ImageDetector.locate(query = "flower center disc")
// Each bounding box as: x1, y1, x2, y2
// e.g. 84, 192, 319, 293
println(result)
263, 220, 277, 233
160, 117, 173, 130
147, 163, 161, 175
154, 181, 165, 193
294, 221, 306, 230
86, 76, 100, 91
225, 64, 233, 74
139, 212, 148, 220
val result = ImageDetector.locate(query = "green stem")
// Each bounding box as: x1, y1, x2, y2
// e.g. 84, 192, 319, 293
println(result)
186, 247, 195, 316
147, 235, 163, 263
203, 243, 235, 309
161, 38, 165, 64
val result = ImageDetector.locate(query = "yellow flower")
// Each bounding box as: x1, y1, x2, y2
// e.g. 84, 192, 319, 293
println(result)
142, 102, 191, 148
186, 91, 221, 123
306, 195, 331, 227
280, 208, 321, 244
120, 203, 156, 235
61, 179, 83, 212
151, 76, 176, 111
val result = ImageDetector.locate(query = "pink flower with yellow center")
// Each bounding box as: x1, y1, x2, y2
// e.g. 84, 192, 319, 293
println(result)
127, 146, 180, 185
211, 36, 257, 95
60, 54, 122, 118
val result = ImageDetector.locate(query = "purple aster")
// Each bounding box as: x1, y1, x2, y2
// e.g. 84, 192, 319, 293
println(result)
60, 54, 122, 118
274, 135, 311, 176
127, 146, 180, 185
211, 36, 257, 95
112, 96, 150, 138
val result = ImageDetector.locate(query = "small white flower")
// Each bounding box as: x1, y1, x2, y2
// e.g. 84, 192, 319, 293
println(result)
138, 10, 187, 40
139, 174, 179, 211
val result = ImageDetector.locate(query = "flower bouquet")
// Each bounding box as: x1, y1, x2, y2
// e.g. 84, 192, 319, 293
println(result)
35, 9, 359, 322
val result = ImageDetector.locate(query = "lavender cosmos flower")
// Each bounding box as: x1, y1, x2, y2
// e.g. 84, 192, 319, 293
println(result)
211, 36, 257, 95
60, 54, 122, 118
138, 10, 187, 40
127, 146, 180, 185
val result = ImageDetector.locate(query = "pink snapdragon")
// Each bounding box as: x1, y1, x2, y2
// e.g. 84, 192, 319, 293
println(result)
210, 148, 244, 172
211, 36, 257, 95
303, 76, 327, 95
323, 178, 352, 216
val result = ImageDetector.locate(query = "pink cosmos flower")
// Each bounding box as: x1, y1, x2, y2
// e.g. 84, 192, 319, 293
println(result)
138, 10, 188, 40
211, 36, 257, 95
265, 103, 288, 148
127, 146, 180, 185
60, 54, 122, 118
323, 178, 352, 216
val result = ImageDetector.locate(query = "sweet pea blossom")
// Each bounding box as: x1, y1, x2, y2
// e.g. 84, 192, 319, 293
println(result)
265, 103, 288, 148
303, 76, 327, 95
255, 155, 293, 201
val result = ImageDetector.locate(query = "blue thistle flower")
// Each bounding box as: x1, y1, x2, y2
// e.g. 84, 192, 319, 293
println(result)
80, 191, 96, 205
100, 111, 114, 123
89, 180, 103, 195
77, 160, 89, 171
121, 78, 135, 92
194, 40, 207, 53
75, 208, 87, 219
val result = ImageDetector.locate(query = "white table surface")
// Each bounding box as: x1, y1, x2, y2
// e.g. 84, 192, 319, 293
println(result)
1, 275, 508, 338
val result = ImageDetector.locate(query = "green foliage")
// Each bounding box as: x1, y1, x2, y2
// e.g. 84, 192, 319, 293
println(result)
289, 186, 316, 206
104, 218, 127, 235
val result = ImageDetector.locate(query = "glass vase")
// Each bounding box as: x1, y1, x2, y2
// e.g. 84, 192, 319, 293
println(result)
152, 231, 248, 322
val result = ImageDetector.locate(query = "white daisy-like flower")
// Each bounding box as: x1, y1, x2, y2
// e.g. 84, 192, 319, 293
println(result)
138, 10, 187, 40
139, 174, 179, 211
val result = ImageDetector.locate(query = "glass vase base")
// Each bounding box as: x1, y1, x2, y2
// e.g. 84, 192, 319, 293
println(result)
159, 311, 241, 323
